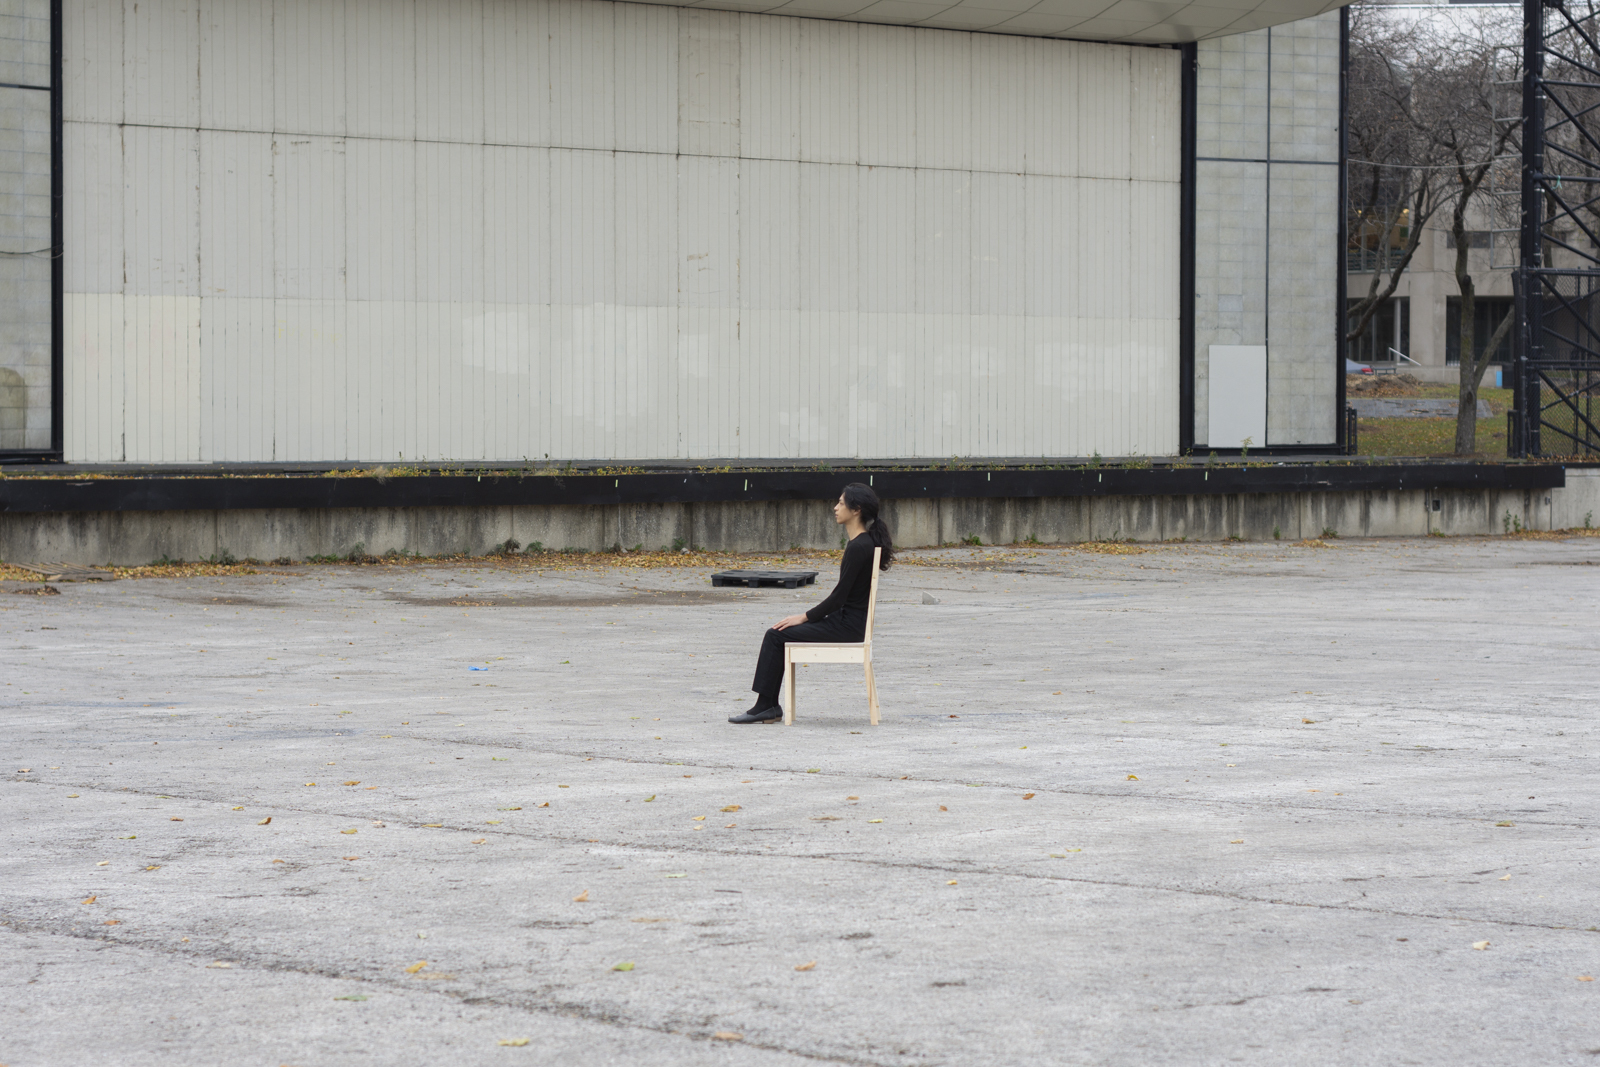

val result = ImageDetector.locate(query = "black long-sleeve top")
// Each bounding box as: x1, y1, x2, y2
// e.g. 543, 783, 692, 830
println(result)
805, 533, 876, 622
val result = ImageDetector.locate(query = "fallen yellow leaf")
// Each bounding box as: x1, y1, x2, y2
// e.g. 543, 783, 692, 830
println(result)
1126, 775, 1138, 781
103, 919, 120, 925
1580, 976, 1594, 982
612, 961, 634, 971
868, 819, 883, 823
271, 858, 284, 863
939, 805, 948, 812
81, 895, 96, 905
1472, 941, 1490, 951
423, 823, 443, 828
692, 815, 706, 821
206, 960, 231, 968
305, 782, 316, 787
1230, 839, 1244, 844
170, 817, 183, 822
498, 1037, 530, 1046
231, 806, 243, 810
1023, 793, 1036, 800
340, 829, 358, 835
405, 960, 428, 974
1500, 873, 1511, 881
712, 1032, 743, 1041
471, 838, 486, 844
795, 960, 816, 971
846, 796, 859, 800
721, 805, 740, 812
946, 880, 958, 885
343, 781, 360, 786
257, 817, 271, 825
95, 860, 108, 866
573, 890, 589, 902
343, 856, 359, 861
1496, 821, 1514, 827
644, 795, 655, 802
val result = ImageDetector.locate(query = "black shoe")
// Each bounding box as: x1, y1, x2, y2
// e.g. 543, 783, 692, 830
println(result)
729, 705, 783, 724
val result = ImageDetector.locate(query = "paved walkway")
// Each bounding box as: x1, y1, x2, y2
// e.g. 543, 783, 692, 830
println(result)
3, 535, 1598, 1066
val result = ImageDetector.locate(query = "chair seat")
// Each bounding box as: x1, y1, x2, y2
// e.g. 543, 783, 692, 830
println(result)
783, 545, 882, 726
788, 642, 869, 664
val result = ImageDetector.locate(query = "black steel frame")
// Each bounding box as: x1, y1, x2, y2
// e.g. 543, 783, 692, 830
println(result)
0, 0, 63, 464
1516, 0, 1600, 457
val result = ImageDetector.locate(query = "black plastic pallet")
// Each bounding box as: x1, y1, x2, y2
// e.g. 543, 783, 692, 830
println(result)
711, 570, 819, 589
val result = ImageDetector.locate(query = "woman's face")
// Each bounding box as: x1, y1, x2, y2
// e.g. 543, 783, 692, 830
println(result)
833, 494, 859, 526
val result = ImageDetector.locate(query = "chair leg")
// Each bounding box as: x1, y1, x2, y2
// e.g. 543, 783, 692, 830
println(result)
783, 654, 796, 725
864, 658, 880, 726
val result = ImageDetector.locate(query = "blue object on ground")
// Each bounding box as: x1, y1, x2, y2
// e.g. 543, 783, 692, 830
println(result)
469, 666, 487, 671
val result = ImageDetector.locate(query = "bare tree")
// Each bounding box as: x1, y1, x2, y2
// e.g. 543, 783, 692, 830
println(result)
1345, 7, 1446, 350
1403, 9, 1523, 454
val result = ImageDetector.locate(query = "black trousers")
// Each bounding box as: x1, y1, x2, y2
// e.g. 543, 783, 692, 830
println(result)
751, 609, 866, 702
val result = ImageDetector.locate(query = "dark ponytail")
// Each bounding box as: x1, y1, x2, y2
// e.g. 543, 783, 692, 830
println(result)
841, 482, 893, 570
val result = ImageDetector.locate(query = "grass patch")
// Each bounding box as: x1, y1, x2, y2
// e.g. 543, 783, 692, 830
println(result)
1357, 385, 1512, 458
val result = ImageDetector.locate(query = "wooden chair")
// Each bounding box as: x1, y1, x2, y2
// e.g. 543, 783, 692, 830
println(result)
783, 547, 882, 726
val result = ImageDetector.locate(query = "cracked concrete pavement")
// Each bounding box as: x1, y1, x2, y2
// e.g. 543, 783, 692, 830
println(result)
2, 535, 1598, 1066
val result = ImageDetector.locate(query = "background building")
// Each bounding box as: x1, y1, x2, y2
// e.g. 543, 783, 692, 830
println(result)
0, 0, 1350, 465
1346, 193, 1516, 383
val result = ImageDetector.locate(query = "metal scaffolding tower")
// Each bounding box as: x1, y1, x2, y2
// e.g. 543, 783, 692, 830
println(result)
1516, 0, 1600, 457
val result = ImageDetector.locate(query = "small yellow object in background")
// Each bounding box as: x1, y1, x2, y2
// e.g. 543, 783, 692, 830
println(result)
573, 890, 589, 902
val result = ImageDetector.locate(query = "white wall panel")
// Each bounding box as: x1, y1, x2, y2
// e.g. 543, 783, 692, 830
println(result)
63, 122, 122, 461
124, 0, 198, 128
914, 30, 970, 172
739, 13, 797, 161
199, 131, 274, 460
857, 24, 914, 169
274, 0, 344, 137
798, 21, 855, 164
615, 4, 677, 153
347, 0, 413, 141
678, 9, 740, 158
64, 0, 1183, 462
416, 0, 484, 143
970, 34, 1027, 175
63, 0, 122, 123
1025, 37, 1074, 177
483, 0, 550, 147
201, 0, 272, 132
551, 0, 615, 151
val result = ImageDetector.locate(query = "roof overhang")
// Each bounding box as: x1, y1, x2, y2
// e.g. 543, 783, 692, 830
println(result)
643, 0, 1352, 45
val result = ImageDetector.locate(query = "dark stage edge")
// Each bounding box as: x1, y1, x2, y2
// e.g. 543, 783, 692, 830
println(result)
0, 462, 1570, 514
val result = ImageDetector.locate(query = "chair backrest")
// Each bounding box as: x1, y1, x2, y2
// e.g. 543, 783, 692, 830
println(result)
864, 546, 882, 644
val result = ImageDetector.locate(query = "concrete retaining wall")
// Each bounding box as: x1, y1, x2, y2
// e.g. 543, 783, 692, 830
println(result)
3, 470, 1596, 565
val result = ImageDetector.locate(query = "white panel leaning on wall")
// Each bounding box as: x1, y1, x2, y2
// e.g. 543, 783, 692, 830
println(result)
60, 0, 1182, 463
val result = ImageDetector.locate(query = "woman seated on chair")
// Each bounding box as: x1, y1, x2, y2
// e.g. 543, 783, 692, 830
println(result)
730, 482, 895, 724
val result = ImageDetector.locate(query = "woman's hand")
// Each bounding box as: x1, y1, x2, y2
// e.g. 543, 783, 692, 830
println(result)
773, 613, 809, 631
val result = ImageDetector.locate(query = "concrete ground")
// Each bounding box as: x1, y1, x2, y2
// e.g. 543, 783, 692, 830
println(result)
2, 535, 1597, 1067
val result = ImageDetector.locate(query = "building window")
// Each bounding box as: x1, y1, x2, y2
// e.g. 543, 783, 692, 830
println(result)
1347, 297, 1410, 364
1445, 297, 1514, 364
1445, 230, 1492, 249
